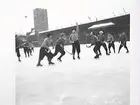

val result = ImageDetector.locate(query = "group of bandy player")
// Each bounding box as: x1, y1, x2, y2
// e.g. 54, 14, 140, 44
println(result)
36, 22, 129, 66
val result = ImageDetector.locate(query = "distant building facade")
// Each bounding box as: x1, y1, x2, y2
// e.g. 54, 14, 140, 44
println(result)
33, 8, 48, 32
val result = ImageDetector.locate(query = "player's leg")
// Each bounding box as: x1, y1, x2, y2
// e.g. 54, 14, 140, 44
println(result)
28, 48, 31, 56
32, 47, 34, 52
23, 47, 27, 58
124, 41, 129, 53
93, 44, 99, 59
27, 48, 30, 57
112, 41, 115, 53
108, 43, 111, 53
76, 40, 81, 59
16, 48, 21, 62
118, 42, 123, 53
30, 48, 32, 56
58, 46, 65, 62
98, 42, 102, 55
37, 47, 45, 66
102, 42, 110, 55
72, 43, 76, 60
47, 51, 55, 65
53, 45, 59, 57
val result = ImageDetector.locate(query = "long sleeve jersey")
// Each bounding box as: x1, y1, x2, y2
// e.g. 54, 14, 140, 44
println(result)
90, 35, 99, 45
41, 38, 53, 49
15, 37, 22, 48
69, 33, 78, 42
69, 24, 79, 43
119, 34, 127, 42
98, 34, 105, 42
107, 35, 114, 43
56, 37, 65, 46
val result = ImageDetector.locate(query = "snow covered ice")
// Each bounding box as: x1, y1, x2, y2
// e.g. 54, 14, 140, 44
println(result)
16, 42, 130, 105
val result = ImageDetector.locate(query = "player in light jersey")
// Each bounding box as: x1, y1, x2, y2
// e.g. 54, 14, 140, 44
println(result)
37, 34, 54, 66
69, 22, 81, 60
107, 33, 115, 53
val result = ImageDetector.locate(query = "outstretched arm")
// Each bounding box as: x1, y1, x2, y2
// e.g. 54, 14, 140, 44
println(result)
26, 28, 35, 36
69, 34, 73, 43
76, 22, 79, 35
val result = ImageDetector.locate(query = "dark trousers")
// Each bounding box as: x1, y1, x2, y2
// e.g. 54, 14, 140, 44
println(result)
99, 42, 108, 54
72, 40, 81, 56
118, 41, 129, 53
93, 42, 100, 57
108, 41, 115, 53
23, 47, 30, 57
16, 48, 20, 57
29, 48, 32, 56
31, 47, 34, 52
53, 45, 65, 59
38, 47, 54, 62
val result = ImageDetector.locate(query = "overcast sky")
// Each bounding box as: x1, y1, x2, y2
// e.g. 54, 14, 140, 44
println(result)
15, 0, 131, 34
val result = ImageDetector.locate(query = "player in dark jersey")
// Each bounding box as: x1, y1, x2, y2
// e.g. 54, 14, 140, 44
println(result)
28, 42, 33, 56
107, 33, 115, 53
87, 32, 101, 59
37, 34, 55, 66
30, 43, 34, 52
53, 33, 66, 62
97, 31, 110, 55
118, 32, 129, 53
15, 35, 21, 62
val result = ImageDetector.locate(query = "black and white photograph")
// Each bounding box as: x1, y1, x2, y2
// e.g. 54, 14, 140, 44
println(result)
14, 0, 131, 105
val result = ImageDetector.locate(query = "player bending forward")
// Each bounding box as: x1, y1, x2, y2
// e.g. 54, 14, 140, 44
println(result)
37, 34, 55, 66
69, 22, 81, 60
87, 32, 100, 59
97, 31, 110, 55
53, 33, 66, 62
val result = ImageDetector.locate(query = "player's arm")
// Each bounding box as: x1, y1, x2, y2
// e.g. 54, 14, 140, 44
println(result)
61, 39, 66, 48
50, 39, 55, 49
26, 28, 34, 36
76, 22, 79, 37
106, 36, 109, 42
20, 42, 26, 47
69, 34, 72, 43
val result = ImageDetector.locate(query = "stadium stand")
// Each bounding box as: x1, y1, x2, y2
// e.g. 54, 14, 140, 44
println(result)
27, 14, 130, 47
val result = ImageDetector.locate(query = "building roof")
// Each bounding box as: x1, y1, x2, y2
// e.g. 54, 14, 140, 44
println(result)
38, 14, 130, 35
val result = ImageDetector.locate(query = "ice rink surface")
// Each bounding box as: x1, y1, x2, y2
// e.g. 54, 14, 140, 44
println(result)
16, 42, 130, 105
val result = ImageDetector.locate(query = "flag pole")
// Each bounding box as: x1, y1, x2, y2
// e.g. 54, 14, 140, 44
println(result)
113, 12, 116, 16
95, 16, 98, 21
123, 8, 127, 14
